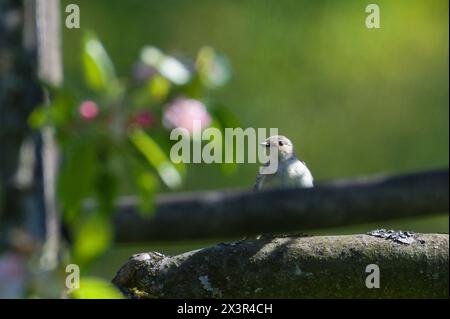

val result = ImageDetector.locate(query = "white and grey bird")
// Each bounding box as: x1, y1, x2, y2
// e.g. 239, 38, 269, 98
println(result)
254, 135, 314, 190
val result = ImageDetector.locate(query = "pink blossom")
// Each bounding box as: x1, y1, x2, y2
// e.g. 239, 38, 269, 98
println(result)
79, 100, 98, 121
163, 97, 211, 134
131, 110, 155, 129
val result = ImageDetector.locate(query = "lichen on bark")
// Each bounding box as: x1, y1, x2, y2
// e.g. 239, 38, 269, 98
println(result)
112, 232, 449, 298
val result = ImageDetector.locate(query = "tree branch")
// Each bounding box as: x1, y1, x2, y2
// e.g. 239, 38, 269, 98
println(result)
35, 0, 62, 271
112, 232, 448, 298
112, 169, 449, 242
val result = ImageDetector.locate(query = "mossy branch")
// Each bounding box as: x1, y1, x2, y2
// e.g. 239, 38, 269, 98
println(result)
112, 232, 449, 298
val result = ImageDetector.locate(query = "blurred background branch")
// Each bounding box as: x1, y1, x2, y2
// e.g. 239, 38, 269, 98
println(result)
36, 0, 62, 271
112, 169, 448, 241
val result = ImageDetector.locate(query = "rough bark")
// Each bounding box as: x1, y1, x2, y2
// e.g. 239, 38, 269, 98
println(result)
112, 169, 449, 242
112, 232, 449, 298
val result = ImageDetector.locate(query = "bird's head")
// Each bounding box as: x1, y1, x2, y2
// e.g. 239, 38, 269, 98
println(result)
260, 135, 294, 160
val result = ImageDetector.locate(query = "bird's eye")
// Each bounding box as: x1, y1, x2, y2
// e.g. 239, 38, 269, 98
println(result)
278, 141, 284, 146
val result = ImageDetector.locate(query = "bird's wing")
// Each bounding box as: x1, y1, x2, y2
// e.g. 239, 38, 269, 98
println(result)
291, 159, 314, 187
253, 161, 269, 191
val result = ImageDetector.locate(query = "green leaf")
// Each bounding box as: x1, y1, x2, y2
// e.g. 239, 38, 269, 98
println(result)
82, 32, 116, 93
28, 105, 50, 128
137, 170, 158, 212
28, 91, 77, 129
148, 74, 171, 101
73, 214, 113, 265
129, 128, 183, 189
96, 168, 118, 217
58, 139, 98, 215
124, 150, 159, 215
133, 164, 159, 215
69, 277, 122, 299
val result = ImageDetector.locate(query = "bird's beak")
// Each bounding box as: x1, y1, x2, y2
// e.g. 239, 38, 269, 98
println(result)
260, 142, 269, 147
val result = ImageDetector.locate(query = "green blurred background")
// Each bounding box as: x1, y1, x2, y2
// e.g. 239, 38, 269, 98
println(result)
60, 0, 448, 278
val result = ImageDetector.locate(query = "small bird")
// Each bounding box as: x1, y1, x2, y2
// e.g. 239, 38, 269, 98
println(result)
254, 135, 314, 190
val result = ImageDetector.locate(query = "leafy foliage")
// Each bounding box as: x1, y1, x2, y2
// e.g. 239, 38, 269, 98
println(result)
69, 277, 123, 299
29, 32, 235, 268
